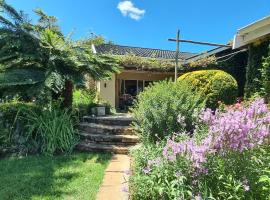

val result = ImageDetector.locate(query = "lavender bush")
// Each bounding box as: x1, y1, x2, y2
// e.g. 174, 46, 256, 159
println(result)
131, 98, 270, 199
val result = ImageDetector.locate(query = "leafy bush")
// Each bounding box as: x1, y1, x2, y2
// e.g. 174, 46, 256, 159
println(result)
178, 70, 238, 109
260, 48, 270, 102
245, 40, 270, 97
131, 80, 205, 143
73, 89, 96, 118
22, 107, 78, 156
131, 99, 270, 199
117, 54, 175, 72
0, 101, 39, 154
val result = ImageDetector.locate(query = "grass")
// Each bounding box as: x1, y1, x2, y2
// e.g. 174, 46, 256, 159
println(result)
0, 153, 112, 200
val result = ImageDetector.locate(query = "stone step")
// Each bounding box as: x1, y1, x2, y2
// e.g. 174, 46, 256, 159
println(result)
76, 142, 131, 154
79, 132, 139, 144
78, 123, 135, 135
83, 114, 133, 126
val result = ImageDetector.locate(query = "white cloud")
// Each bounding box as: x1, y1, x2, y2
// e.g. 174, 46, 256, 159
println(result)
117, 1, 145, 20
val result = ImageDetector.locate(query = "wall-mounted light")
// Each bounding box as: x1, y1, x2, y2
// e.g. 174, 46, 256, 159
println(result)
104, 83, 107, 88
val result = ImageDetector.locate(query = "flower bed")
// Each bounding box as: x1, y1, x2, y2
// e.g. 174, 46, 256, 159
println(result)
131, 98, 270, 199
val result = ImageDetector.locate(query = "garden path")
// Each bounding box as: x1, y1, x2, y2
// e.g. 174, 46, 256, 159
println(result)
96, 154, 130, 200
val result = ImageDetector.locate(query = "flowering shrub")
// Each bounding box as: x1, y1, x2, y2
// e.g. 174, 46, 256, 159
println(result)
131, 99, 270, 199
131, 80, 205, 143
178, 70, 238, 109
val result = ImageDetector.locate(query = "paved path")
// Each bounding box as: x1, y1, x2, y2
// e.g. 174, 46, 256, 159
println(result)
96, 154, 130, 200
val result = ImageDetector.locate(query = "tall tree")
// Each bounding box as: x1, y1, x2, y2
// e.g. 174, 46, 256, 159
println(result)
0, 0, 119, 106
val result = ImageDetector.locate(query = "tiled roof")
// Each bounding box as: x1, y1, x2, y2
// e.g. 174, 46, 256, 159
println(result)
95, 44, 196, 60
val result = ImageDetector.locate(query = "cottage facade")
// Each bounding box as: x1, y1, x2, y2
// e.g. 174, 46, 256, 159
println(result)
94, 44, 195, 108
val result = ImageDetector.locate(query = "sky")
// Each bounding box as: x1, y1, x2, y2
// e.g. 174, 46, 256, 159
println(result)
7, 0, 270, 53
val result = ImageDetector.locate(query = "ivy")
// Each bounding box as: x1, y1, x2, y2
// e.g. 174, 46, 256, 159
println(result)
260, 46, 270, 102
245, 40, 270, 98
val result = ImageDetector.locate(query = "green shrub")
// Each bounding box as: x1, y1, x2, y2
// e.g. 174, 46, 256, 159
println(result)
22, 107, 78, 156
130, 143, 193, 200
178, 70, 238, 108
131, 81, 205, 143
0, 101, 39, 154
245, 40, 270, 97
73, 89, 96, 118
260, 48, 270, 102
131, 99, 270, 200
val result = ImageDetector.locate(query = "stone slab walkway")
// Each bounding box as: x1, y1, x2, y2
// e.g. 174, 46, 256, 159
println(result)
96, 154, 130, 200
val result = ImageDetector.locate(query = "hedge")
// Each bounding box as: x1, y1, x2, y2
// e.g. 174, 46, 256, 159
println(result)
178, 70, 238, 108
0, 102, 39, 154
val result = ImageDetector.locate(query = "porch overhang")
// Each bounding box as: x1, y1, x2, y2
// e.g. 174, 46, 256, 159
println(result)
233, 15, 270, 49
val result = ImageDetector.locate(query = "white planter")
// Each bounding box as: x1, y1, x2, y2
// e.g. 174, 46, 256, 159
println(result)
91, 106, 106, 116
96, 106, 106, 116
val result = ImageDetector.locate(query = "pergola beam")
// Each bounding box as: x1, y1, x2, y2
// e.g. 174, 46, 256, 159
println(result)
168, 38, 232, 48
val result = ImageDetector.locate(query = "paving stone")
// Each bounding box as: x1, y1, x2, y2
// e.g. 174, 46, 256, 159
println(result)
96, 154, 130, 200
78, 123, 135, 135
83, 113, 133, 126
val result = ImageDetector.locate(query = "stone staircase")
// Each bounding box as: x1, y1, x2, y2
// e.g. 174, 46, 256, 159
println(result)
76, 114, 139, 154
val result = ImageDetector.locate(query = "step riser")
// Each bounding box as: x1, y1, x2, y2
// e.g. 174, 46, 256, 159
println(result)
80, 135, 138, 144
82, 141, 136, 146
76, 145, 128, 154
84, 118, 132, 126
79, 125, 135, 135
79, 114, 137, 155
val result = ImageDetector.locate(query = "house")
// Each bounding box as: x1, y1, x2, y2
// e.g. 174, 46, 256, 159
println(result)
94, 15, 270, 109
93, 44, 196, 108
233, 15, 270, 49
233, 15, 270, 96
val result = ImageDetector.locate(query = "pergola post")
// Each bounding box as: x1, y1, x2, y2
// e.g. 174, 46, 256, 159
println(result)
175, 30, 180, 82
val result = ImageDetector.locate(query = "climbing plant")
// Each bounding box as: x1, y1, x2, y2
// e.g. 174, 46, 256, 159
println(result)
260, 45, 270, 102
244, 40, 270, 98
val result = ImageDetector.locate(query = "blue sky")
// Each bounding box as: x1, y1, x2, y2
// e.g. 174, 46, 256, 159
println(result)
7, 0, 270, 53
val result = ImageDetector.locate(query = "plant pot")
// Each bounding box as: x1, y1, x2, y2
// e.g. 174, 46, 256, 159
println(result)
91, 106, 106, 116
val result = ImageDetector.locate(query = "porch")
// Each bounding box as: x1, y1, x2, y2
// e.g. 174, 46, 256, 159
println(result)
97, 70, 174, 109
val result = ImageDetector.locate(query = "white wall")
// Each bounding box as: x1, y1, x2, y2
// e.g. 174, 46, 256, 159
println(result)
96, 74, 116, 107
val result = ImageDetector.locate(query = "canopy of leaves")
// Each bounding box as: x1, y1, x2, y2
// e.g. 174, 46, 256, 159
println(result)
116, 54, 175, 72
0, 0, 119, 101
115, 54, 217, 72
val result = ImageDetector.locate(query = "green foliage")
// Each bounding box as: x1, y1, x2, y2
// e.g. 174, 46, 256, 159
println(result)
73, 89, 96, 118
130, 143, 193, 200
117, 54, 175, 72
131, 134, 270, 200
131, 99, 270, 200
79, 34, 106, 46
202, 147, 270, 200
131, 81, 205, 143
0, 1, 119, 105
218, 51, 248, 97
0, 101, 39, 154
73, 89, 96, 106
260, 46, 270, 102
245, 40, 270, 97
178, 70, 238, 109
21, 107, 78, 156
188, 55, 217, 68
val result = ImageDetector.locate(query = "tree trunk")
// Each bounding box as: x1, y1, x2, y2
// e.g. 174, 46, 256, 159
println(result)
62, 80, 73, 108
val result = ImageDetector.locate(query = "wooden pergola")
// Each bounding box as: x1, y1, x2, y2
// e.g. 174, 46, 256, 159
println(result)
168, 29, 232, 82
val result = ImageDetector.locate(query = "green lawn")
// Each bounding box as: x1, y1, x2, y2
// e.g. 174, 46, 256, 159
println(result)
0, 153, 112, 200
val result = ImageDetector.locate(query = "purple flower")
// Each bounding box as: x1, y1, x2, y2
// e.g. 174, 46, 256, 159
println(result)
124, 170, 130, 175
121, 186, 129, 193
243, 184, 250, 192
162, 98, 270, 173
242, 178, 250, 191
142, 166, 151, 174
175, 171, 182, 177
